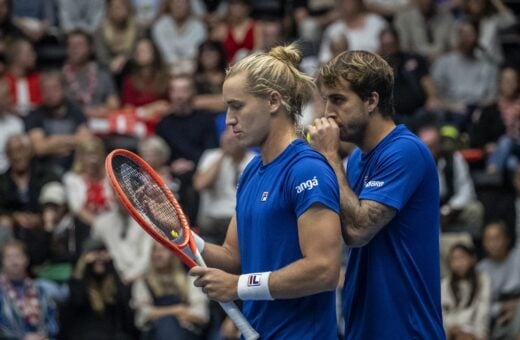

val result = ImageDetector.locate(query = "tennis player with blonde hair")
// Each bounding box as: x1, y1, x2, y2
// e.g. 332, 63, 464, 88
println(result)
189, 44, 342, 338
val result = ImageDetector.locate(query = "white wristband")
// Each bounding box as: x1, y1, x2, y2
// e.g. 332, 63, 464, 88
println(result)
237, 272, 274, 300
191, 230, 205, 253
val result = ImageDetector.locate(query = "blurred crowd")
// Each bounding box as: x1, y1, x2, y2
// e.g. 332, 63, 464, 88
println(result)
0, 0, 519, 339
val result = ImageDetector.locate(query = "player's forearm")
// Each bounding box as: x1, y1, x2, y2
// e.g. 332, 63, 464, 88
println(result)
202, 242, 241, 274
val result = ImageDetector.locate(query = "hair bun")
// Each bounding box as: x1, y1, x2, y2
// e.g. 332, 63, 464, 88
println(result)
269, 44, 302, 67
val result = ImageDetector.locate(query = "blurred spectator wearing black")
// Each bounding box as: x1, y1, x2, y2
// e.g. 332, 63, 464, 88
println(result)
58, 0, 105, 34
0, 240, 58, 339
431, 20, 498, 129
154, 74, 218, 223
470, 66, 520, 170
151, 0, 207, 72
25, 71, 92, 175
0, 134, 59, 245
394, 0, 456, 62
193, 40, 227, 113
0, 77, 24, 174
212, 0, 260, 63
378, 27, 442, 127
63, 137, 114, 229
131, 242, 209, 340
4, 38, 41, 116
62, 238, 136, 340
62, 30, 120, 119
94, 0, 140, 85
477, 221, 520, 339
462, 0, 516, 64
441, 243, 491, 340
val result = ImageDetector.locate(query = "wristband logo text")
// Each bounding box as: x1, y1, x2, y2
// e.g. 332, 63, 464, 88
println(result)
248, 274, 262, 286
295, 176, 319, 194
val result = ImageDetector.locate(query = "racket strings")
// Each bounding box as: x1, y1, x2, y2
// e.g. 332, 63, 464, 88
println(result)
112, 155, 185, 244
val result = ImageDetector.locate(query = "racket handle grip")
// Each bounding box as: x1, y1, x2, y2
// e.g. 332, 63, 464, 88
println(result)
219, 301, 260, 340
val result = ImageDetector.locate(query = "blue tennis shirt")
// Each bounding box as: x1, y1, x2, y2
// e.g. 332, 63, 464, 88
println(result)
343, 125, 445, 339
236, 139, 340, 339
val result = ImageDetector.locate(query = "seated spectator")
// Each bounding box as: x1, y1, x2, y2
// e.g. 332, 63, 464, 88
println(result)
0, 240, 58, 339
0, 78, 24, 174
4, 38, 41, 116
0, 134, 59, 241
151, 0, 207, 72
131, 0, 163, 29
25, 71, 92, 174
431, 20, 498, 129
211, 0, 261, 63
91, 204, 153, 284
62, 238, 136, 340
58, 0, 105, 34
318, 0, 387, 64
293, 0, 339, 48
462, 0, 516, 64
155, 74, 219, 223
138, 136, 180, 194
394, 0, 456, 62
378, 27, 442, 128
442, 243, 491, 340
0, 0, 28, 72
193, 40, 227, 113
131, 242, 209, 340
63, 137, 113, 228
193, 126, 255, 245
477, 221, 520, 339
62, 30, 120, 119
94, 0, 140, 83
11, 0, 56, 43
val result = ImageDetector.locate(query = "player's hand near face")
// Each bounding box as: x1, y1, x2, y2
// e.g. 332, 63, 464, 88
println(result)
190, 266, 239, 302
308, 117, 341, 160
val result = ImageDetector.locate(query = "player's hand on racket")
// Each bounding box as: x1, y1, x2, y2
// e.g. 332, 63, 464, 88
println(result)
190, 267, 240, 303
308, 117, 341, 159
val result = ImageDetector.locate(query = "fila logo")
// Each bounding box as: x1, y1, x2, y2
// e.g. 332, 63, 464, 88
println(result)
261, 192, 269, 201
248, 274, 262, 286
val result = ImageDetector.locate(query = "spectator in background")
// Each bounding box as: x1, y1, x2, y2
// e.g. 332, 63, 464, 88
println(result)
4, 38, 41, 116
131, 0, 162, 29
11, 0, 55, 43
131, 242, 209, 340
462, 0, 516, 64
62, 30, 120, 119
431, 20, 498, 129
91, 204, 153, 284
151, 0, 207, 72
378, 27, 442, 127
394, 0, 456, 62
138, 136, 180, 195
293, 0, 339, 49
470, 66, 520, 167
193, 40, 227, 113
0, 240, 58, 339
364, 0, 410, 19
212, 0, 261, 63
25, 71, 91, 174
62, 238, 136, 340
442, 243, 491, 340
478, 221, 520, 339
193, 126, 255, 245
155, 74, 219, 223
0, 0, 27, 72
0, 78, 24, 174
94, 0, 140, 85
121, 36, 170, 130
63, 137, 113, 229
319, 0, 387, 64
58, 0, 105, 34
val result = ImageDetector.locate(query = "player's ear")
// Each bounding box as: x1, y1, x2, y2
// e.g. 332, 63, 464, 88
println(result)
268, 91, 283, 115
366, 91, 379, 115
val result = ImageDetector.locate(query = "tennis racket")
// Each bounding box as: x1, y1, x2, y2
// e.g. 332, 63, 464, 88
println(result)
105, 149, 259, 340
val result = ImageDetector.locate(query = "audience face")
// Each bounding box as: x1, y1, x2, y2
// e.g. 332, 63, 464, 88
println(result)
134, 39, 155, 67
108, 0, 131, 25
41, 74, 65, 108
151, 243, 173, 271
2, 243, 28, 281
0, 79, 10, 113
169, 77, 195, 112
260, 21, 283, 51
228, 0, 250, 21
77, 139, 105, 176
170, 0, 190, 21
483, 223, 511, 261
457, 22, 478, 55
379, 30, 400, 57
6, 135, 33, 174
89, 249, 112, 275
419, 127, 442, 159
200, 45, 222, 72
139, 141, 169, 170
0, 0, 9, 22
67, 33, 91, 66
340, 0, 364, 16
499, 67, 519, 100
466, 0, 486, 16
448, 246, 476, 278
417, 0, 435, 16
13, 40, 36, 71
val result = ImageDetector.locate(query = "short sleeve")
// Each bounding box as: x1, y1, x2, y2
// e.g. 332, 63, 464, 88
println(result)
287, 156, 340, 218
359, 140, 428, 211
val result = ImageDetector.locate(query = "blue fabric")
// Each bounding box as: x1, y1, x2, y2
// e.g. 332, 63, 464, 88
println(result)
236, 139, 340, 339
343, 125, 445, 339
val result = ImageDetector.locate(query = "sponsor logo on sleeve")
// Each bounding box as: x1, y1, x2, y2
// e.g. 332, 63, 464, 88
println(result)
260, 192, 269, 201
365, 180, 384, 188
295, 176, 319, 194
